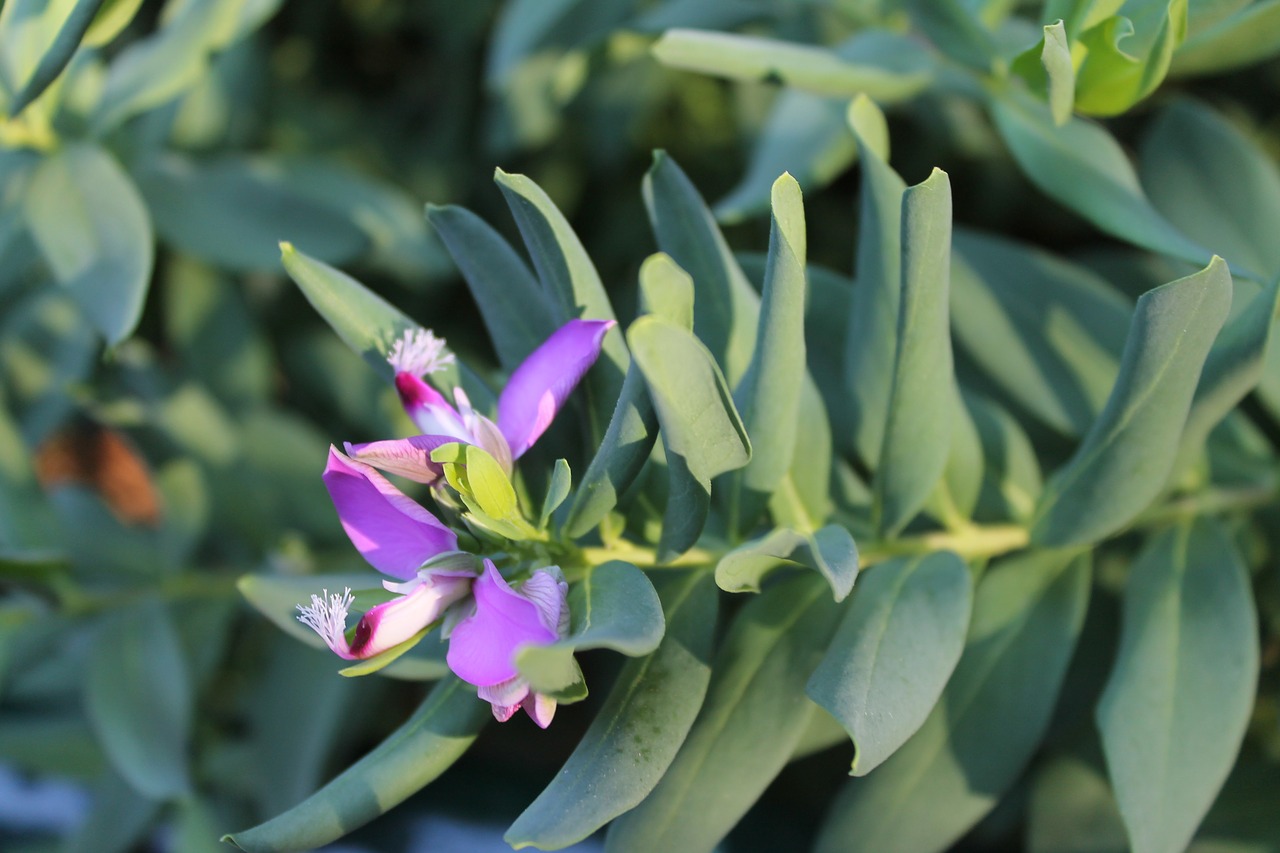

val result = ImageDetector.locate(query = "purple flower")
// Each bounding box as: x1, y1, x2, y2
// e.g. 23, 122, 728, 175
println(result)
296, 447, 476, 659
362, 319, 614, 481
446, 560, 569, 728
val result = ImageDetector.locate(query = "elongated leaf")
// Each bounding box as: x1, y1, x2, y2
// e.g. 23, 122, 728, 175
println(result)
1074, 0, 1188, 116
644, 151, 760, 386
769, 372, 834, 531
224, 677, 489, 853
651, 29, 932, 99
628, 315, 751, 559
279, 243, 491, 405
494, 169, 626, 442
516, 561, 664, 694
727, 173, 806, 530
23, 143, 152, 344
807, 551, 971, 776
1097, 521, 1258, 853
875, 168, 954, 537
606, 575, 841, 853
815, 550, 1092, 853
990, 88, 1208, 265
951, 229, 1131, 436
564, 253, 691, 537
7, 0, 107, 117
715, 524, 858, 601
1031, 258, 1232, 546
84, 599, 192, 800
505, 571, 716, 850
64, 769, 161, 853
844, 95, 906, 468
1140, 99, 1280, 281
907, 0, 999, 70
1174, 278, 1280, 477
1171, 0, 1280, 75
1018, 20, 1075, 125
425, 203, 556, 371
968, 393, 1043, 523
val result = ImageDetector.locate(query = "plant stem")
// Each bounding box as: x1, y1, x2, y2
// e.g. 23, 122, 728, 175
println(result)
857, 523, 1031, 568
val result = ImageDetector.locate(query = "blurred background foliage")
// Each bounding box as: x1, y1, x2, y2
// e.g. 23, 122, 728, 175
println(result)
2, 0, 1280, 851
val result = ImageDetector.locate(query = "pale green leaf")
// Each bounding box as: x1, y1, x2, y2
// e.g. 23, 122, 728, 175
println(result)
715, 524, 859, 602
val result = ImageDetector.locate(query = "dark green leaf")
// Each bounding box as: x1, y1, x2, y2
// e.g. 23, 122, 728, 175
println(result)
815, 550, 1091, 853
425, 203, 556, 372
1097, 521, 1258, 853
84, 599, 193, 799
505, 571, 716, 850
907, 0, 999, 70
807, 551, 971, 775
224, 677, 489, 853
644, 151, 760, 386
24, 143, 152, 344
64, 769, 161, 853
516, 561, 664, 694
875, 168, 954, 537
1031, 257, 1232, 546
968, 393, 1043, 523
607, 575, 841, 853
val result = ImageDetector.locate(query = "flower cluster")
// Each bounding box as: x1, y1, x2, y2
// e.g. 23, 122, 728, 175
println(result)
297, 320, 611, 727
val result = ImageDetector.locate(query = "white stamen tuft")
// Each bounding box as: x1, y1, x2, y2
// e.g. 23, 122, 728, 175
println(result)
296, 587, 354, 652
387, 329, 455, 377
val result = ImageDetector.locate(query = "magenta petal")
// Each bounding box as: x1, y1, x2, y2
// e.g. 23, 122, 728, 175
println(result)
345, 436, 452, 485
394, 373, 472, 440
523, 692, 557, 728
446, 561, 558, 686
497, 319, 615, 458
347, 573, 472, 658
323, 447, 458, 579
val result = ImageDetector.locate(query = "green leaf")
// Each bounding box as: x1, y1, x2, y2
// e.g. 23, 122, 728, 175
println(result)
1031, 257, 1232, 547
337, 626, 432, 678
279, 243, 491, 404
64, 769, 161, 853
493, 168, 627, 443
1097, 521, 1258, 853
968, 393, 1043, 523
715, 524, 859, 601
23, 143, 152, 345
84, 599, 193, 800
505, 571, 717, 850
806, 551, 972, 776
223, 677, 489, 853
539, 458, 571, 530
1171, 0, 1280, 76
726, 173, 806, 530
844, 95, 905, 468
1174, 277, 1280, 478
1074, 0, 1188, 116
651, 28, 932, 99
134, 155, 370, 273
516, 561, 664, 695
6, 0, 108, 118
951, 229, 1131, 436
989, 88, 1209, 265
1140, 99, 1280, 281
1027, 750, 1130, 853
425, 203, 557, 372
628, 315, 751, 559
564, 252, 692, 537
0, 393, 57, 553
769, 372, 834, 532
713, 92, 854, 224
644, 151, 760, 386
814, 550, 1092, 853
607, 575, 842, 853
1041, 20, 1076, 125
875, 168, 955, 537
906, 0, 999, 71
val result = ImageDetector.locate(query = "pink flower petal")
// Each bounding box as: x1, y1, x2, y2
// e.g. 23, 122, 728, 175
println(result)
497, 319, 614, 458
347, 572, 473, 658
446, 561, 557, 686
394, 373, 472, 440
522, 692, 557, 728
345, 435, 452, 485
323, 447, 458, 579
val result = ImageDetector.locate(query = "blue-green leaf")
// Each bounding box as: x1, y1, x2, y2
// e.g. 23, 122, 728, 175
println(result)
875, 168, 954, 537
715, 524, 858, 601
23, 143, 152, 345
815, 550, 1091, 853
505, 570, 716, 850
1031, 257, 1232, 547
223, 677, 489, 853
1171, 0, 1280, 76
6, 0, 108, 117
807, 551, 972, 775
1097, 521, 1258, 853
